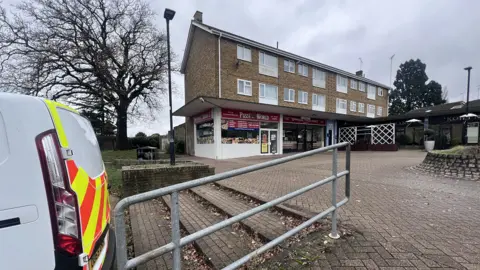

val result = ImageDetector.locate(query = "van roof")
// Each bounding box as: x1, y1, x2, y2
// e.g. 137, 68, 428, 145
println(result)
0, 92, 45, 102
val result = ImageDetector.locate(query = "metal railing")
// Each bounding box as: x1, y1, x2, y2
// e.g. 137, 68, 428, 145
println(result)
114, 142, 351, 270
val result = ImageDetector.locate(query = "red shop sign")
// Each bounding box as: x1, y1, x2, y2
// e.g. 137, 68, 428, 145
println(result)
193, 109, 212, 124
221, 109, 279, 122
283, 115, 326, 126
226, 120, 259, 130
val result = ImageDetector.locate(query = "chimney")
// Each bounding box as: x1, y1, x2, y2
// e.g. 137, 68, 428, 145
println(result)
355, 70, 364, 77
193, 11, 203, 23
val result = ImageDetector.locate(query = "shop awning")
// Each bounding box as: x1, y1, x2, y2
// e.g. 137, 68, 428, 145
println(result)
173, 96, 373, 122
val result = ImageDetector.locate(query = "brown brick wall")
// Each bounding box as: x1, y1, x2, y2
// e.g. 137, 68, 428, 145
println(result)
122, 163, 215, 196
217, 37, 389, 117
184, 29, 218, 103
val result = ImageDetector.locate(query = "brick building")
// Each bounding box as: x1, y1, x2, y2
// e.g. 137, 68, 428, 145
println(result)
173, 11, 390, 159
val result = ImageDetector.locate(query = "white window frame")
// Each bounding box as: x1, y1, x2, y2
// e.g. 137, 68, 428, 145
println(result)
284, 88, 295, 102
259, 83, 278, 105
377, 106, 383, 116
298, 90, 308, 104
237, 79, 252, 96
367, 104, 375, 118
336, 98, 347, 114
350, 80, 357, 90
312, 68, 326, 88
359, 82, 366, 92
259, 51, 278, 78
336, 75, 348, 93
298, 63, 308, 77
237, 44, 251, 62
284, 59, 295, 73
350, 101, 357, 112
367, 84, 376, 100
358, 103, 365, 113
378, 88, 384, 96
312, 94, 326, 111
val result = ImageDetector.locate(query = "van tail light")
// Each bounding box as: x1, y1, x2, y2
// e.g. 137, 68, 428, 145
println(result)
36, 131, 82, 256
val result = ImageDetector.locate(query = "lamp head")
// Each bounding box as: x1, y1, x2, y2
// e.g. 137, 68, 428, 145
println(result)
164, 8, 176, 20
465, 66, 472, 71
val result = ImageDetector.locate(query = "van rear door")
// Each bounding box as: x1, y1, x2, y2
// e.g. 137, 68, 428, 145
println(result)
53, 106, 111, 258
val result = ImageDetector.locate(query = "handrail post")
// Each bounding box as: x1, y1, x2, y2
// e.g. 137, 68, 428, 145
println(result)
115, 204, 128, 270
171, 191, 182, 269
328, 147, 340, 239
345, 143, 351, 198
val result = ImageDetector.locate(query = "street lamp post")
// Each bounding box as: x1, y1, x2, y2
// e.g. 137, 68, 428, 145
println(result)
164, 8, 176, 166
463, 66, 472, 144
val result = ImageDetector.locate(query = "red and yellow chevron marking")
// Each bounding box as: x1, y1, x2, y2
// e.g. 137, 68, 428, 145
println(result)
66, 159, 110, 256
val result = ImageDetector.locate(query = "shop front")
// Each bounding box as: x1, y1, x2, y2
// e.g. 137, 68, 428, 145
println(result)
282, 115, 326, 153
193, 109, 215, 159
220, 109, 280, 158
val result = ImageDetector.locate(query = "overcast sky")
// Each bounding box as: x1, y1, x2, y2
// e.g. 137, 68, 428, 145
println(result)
4, 0, 480, 136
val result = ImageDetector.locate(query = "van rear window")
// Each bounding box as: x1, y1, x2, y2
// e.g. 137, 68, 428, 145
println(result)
57, 108, 104, 177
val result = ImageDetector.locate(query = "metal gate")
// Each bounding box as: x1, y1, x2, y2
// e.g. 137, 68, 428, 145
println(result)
114, 142, 351, 270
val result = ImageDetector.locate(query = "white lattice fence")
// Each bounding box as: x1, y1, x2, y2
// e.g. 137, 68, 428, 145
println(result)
372, 123, 395, 145
339, 126, 357, 144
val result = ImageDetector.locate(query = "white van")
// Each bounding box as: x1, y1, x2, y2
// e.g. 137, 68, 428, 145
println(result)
0, 93, 115, 270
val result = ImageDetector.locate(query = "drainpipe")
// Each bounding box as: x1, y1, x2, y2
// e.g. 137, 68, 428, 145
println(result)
218, 33, 222, 98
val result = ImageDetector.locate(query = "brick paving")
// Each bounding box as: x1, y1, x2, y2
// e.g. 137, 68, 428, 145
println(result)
191, 184, 289, 241
186, 150, 480, 269
129, 200, 173, 270
163, 192, 251, 269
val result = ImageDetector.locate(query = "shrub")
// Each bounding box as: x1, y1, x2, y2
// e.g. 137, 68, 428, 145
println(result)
164, 140, 185, 154
434, 134, 449, 150
451, 138, 461, 146
423, 129, 436, 140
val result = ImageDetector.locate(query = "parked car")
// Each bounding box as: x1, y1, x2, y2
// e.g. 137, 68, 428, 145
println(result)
0, 93, 115, 269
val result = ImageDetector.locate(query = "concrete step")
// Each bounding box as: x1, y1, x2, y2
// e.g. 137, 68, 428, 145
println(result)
129, 200, 174, 270
163, 192, 251, 269
190, 185, 289, 241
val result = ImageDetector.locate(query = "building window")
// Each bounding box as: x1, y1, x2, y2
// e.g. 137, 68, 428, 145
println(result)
350, 101, 357, 112
259, 51, 278, 77
377, 106, 383, 116
237, 79, 252, 96
367, 84, 376, 100
359, 82, 366, 92
284, 59, 295, 73
298, 63, 308, 77
367, 104, 375, 118
312, 94, 326, 111
336, 75, 348, 93
298, 90, 308, 104
259, 83, 278, 105
358, 103, 365, 113
350, 80, 357, 90
378, 88, 384, 96
284, 88, 295, 102
312, 69, 326, 88
237, 45, 251, 62
336, 98, 347, 114
197, 120, 214, 144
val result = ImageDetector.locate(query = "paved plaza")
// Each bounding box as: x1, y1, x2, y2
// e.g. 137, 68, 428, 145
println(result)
189, 150, 480, 269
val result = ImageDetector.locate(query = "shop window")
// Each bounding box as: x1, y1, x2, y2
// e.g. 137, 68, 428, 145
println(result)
221, 119, 259, 144
261, 122, 278, 129
196, 120, 214, 144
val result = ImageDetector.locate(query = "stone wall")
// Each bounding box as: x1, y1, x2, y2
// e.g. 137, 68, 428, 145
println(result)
417, 152, 480, 180
122, 162, 215, 196
113, 159, 190, 169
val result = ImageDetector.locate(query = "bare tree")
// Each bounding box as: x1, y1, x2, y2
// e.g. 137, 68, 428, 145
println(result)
442, 86, 448, 103
0, 0, 169, 149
